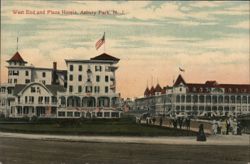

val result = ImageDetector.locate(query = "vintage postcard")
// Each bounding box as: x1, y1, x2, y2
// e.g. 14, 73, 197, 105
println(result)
0, 1, 249, 164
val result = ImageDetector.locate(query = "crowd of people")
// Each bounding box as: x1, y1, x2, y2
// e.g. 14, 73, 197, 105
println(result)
136, 113, 243, 136
212, 117, 242, 135
169, 117, 191, 130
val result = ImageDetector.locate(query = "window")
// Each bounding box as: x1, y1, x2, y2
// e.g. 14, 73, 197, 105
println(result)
105, 66, 110, 72
14, 79, 17, 83
69, 85, 73, 92
25, 71, 29, 76
105, 86, 109, 93
42, 72, 46, 77
29, 96, 34, 103
79, 65, 82, 71
70, 65, 73, 71
18, 96, 20, 103
13, 70, 19, 75
111, 112, 119, 118
104, 112, 110, 117
69, 75, 73, 81
85, 86, 92, 93
58, 112, 65, 117
94, 86, 100, 93
8, 70, 12, 75
25, 79, 30, 84
78, 86, 82, 93
95, 65, 102, 71
31, 87, 36, 93
179, 88, 182, 92
37, 87, 41, 93
96, 75, 100, 82
105, 76, 109, 82
97, 112, 103, 117
67, 112, 73, 117
38, 96, 43, 104
25, 96, 28, 103
45, 96, 50, 104
74, 112, 80, 117
78, 75, 82, 81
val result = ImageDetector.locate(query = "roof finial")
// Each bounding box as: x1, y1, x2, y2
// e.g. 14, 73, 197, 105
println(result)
16, 37, 19, 51
151, 75, 153, 87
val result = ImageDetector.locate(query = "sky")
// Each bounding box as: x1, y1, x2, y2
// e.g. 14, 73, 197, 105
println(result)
1, 1, 249, 98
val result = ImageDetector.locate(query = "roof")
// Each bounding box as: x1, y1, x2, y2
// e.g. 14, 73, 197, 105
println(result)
91, 53, 120, 62
45, 85, 66, 95
174, 75, 250, 94
150, 86, 155, 95
155, 84, 162, 92
13, 85, 26, 96
7, 52, 27, 63
13, 83, 66, 96
144, 87, 150, 96
174, 74, 186, 86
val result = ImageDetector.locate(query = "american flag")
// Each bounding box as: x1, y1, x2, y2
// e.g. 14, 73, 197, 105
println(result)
95, 33, 105, 50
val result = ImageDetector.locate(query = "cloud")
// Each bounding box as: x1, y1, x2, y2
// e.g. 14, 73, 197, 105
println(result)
1, 1, 249, 98
229, 21, 249, 29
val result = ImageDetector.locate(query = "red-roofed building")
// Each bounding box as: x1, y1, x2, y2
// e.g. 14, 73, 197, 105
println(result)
144, 87, 150, 97
134, 74, 250, 117
6, 51, 27, 65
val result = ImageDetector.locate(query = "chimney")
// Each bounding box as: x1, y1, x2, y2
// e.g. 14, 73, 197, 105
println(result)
52, 62, 57, 85
53, 62, 57, 70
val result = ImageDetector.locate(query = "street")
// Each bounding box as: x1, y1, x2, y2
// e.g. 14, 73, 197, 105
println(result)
0, 137, 249, 164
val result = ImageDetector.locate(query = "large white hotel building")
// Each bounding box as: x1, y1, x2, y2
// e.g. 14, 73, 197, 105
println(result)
0, 51, 122, 118
134, 74, 250, 117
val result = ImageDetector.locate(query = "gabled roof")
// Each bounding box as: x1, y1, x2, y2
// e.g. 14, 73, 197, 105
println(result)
174, 74, 186, 86
173, 75, 250, 94
150, 86, 155, 95
155, 84, 162, 92
13, 83, 66, 96
144, 87, 150, 96
7, 51, 27, 63
13, 84, 26, 96
91, 53, 120, 62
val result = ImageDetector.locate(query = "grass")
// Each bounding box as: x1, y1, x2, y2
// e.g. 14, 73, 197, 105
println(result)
0, 116, 197, 136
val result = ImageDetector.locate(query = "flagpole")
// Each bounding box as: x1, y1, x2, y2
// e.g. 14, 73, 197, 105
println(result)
104, 32, 105, 53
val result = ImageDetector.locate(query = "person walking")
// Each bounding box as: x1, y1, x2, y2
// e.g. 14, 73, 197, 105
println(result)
212, 120, 218, 135
217, 119, 221, 134
226, 119, 230, 135
159, 117, 163, 126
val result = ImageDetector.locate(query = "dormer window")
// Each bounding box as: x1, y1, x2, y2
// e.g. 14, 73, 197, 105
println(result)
200, 88, 203, 92
228, 88, 232, 92
193, 87, 196, 92
235, 88, 239, 92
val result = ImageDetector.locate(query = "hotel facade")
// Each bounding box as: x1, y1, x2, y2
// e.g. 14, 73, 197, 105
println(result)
134, 75, 250, 117
0, 51, 122, 118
